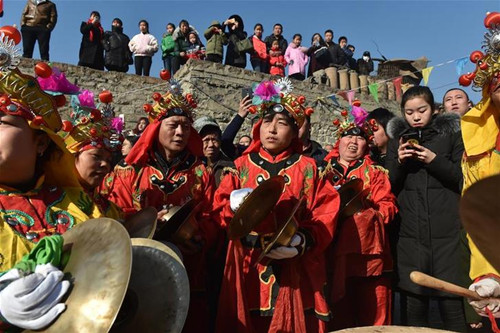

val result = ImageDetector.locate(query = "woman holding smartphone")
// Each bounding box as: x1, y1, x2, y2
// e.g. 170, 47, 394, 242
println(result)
385, 86, 467, 331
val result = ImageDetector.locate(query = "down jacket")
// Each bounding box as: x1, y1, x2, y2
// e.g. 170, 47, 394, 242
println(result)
385, 113, 468, 296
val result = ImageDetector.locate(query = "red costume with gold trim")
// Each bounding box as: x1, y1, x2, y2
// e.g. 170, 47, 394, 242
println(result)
323, 140, 397, 329
100, 82, 219, 333
212, 118, 340, 333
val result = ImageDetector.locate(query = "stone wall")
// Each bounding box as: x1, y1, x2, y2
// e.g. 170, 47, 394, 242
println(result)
18, 58, 401, 146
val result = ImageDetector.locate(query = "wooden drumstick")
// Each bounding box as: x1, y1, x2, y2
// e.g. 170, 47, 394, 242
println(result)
410, 271, 482, 301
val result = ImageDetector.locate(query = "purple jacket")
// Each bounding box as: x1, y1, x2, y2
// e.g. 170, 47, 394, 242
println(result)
284, 43, 309, 76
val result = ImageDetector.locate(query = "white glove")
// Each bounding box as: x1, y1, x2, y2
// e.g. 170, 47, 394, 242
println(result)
0, 263, 70, 330
230, 188, 253, 212
266, 234, 305, 260
468, 277, 500, 318
469, 277, 500, 298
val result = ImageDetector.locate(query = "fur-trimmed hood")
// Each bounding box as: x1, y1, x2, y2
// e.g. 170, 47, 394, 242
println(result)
386, 112, 461, 140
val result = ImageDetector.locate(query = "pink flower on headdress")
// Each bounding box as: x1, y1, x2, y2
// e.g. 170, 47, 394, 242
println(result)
37, 66, 80, 94
111, 117, 124, 133
254, 81, 279, 101
352, 106, 368, 127
78, 90, 96, 108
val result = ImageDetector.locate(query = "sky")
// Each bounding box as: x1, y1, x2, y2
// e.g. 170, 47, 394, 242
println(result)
3, 0, 500, 103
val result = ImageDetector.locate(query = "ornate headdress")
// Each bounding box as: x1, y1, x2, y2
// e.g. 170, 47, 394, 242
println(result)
0, 27, 62, 133
459, 12, 500, 92
61, 90, 122, 153
142, 79, 197, 123
331, 101, 377, 142
249, 78, 314, 128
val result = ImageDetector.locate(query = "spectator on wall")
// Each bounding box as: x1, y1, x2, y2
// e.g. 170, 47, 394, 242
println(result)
249, 23, 268, 72
78, 11, 104, 70
264, 23, 288, 54
204, 20, 227, 64
171, 19, 198, 73
222, 14, 248, 69
323, 29, 345, 87
285, 33, 309, 80
20, 0, 57, 61
103, 18, 132, 73
129, 19, 158, 76
161, 23, 176, 72
357, 51, 374, 75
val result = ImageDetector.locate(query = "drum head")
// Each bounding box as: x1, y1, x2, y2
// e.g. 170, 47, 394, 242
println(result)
109, 238, 190, 333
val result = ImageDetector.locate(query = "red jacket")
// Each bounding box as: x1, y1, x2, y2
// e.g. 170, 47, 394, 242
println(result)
323, 150, 397, 302
269, 47, 287, 77
212, 145, 340, 333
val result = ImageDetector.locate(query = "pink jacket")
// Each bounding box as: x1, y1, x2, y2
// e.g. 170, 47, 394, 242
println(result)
285, 43, 309, 76
129, 33, 159, 57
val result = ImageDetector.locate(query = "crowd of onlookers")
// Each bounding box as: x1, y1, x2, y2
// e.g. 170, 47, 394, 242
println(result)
19, 1, 376, 82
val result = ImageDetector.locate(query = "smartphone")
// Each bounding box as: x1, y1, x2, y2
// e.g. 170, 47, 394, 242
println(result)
241, 87, 253, 99
401, 131, 420, 148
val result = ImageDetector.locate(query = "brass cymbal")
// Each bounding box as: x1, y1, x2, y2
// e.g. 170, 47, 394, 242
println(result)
123, 207, 158, 239
109, 238, 190, 333
332, 325, 455, 332
340, 188, 370, 220
228, 175, 285, 240
154, 199, 197, 241
461, 174, 500, 272
25, 218, 132, 333
338, 178, 364, 209
257, 197, 304, 263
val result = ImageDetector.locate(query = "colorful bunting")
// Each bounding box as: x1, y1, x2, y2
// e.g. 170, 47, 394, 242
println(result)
422, 66, 434, 86
393, 77, 402, 101
329, 95, 340, 107
347, 90, 355, 105
455, 57, 468, 76
368, 83, 379, 103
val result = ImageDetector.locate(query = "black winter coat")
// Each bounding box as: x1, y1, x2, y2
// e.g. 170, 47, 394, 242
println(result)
78, 22, 104, 70
224, 28, 247, 68
325, 41, 345, 68
264, 34, 288, 54
103, 26, 132, 72
385, 113, 467, 296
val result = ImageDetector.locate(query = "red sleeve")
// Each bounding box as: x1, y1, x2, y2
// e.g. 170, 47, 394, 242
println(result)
368, 167, 398, 224
269, 56, 278, 66
300, 167, 340, 256
197, 167, 222, 248
102, 166, 139, 218
211, 169, 240, 229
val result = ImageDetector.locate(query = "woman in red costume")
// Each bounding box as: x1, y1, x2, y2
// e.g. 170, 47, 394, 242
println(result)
322, 105, 397, 330
212, 78, 340, 333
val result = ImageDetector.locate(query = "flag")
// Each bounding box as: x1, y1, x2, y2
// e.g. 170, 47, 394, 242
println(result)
393, 77, 403, 101
329, 95, 340, 107
347, 90, 355, 105
455, 57, 468, 76
337, 90, 348, 102
422, 66, 434, 86
368, 83, 379, 103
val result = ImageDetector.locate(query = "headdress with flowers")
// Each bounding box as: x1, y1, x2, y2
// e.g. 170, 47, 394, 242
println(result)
248, 78, 314, 128
0, 27, 63, 133
459, 12, 500, 92
331, 99, 377, 142
60, 90, 122, 153
142, 79, 197, 123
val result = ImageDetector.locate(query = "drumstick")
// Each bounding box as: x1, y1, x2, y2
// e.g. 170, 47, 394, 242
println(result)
410, 271, 482, 301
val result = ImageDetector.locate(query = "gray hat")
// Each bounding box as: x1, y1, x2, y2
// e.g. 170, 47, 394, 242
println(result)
193, 116, 220, 133
209, 20, 222, 28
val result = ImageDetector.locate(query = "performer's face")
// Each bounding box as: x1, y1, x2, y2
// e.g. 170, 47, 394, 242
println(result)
338, 134, 367, 164
0, 113, 49, 187
403, 96, 433, 128
158, 116, 191, 156
260, 113, 296, 155
75, 148, 112, 190
491, 85, 500, 110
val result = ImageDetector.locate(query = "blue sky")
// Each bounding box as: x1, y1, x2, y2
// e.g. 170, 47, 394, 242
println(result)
3, 0, 500, 103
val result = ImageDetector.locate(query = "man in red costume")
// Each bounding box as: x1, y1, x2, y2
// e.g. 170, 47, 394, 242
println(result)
101, 80, 219, 333
323, 107, 397, 329
212, 79, 340, 333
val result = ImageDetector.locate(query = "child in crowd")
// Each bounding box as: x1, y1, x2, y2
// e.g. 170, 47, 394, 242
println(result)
249, 23, 267, 72
285, 33, 309, 80
204, 20, 227, 63
161, 23, 176, 72
185, 31, 206, 60
268, 39, 287, 77
129, 20, 159, 76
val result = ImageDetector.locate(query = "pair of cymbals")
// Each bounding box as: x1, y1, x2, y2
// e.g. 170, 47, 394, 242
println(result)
228, 175, 286, 240
337, 178, 367, 219
332, 326, 455, 332
123, 207, 157, 239
154, 199, 201, 244
25, 218, 190, 333
256, 197, 303, 263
